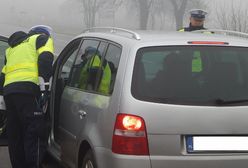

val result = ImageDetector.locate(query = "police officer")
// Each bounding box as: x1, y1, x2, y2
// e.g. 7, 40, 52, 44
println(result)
0, 25, 54, 168
178, 9, 208, 73
179, 9, 208, 32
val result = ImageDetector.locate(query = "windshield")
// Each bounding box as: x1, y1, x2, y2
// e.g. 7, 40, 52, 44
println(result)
131, 46, 248, 106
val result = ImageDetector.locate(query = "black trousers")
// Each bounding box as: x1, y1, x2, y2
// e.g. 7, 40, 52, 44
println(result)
4, 93, 47, 168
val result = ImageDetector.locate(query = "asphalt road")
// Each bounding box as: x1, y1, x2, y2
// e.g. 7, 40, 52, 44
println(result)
0, 147, 61, 168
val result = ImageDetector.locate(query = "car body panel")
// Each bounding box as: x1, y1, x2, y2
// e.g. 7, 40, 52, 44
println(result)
48, 30, 248, 168
94, 147, 151, 168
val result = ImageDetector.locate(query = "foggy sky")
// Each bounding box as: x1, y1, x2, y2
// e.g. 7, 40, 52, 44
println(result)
0, 0, 247, 53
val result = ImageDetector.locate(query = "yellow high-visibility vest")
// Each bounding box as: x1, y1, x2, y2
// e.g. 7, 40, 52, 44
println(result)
3, 35, 54, 86
79, 54, 111, 94
192, 51, 202, 72
179, 28, 212, 34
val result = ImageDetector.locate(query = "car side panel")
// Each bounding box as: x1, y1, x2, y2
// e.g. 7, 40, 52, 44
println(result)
94, 147, 151, 168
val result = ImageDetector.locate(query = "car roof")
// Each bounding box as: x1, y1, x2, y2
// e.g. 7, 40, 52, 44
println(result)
74, 28, 248, 48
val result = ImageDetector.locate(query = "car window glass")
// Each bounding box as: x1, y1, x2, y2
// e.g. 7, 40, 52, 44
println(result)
0, 40, 8, 70
68, 39, 100, 90
85, 42, 110, 94
97, 42, 108, 57
61, 50, 77, 79
142, 51, 167, 81
132, 46, 248, 106
58, 39, 81, 84
97, 44, 121, 95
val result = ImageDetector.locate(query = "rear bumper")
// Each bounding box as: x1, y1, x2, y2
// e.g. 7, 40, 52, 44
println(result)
94, 147, 248, 168
94, 147, 151, 168
150, 155, 248, 168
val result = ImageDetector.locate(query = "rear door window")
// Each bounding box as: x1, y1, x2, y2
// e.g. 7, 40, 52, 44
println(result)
68, 39, 100, 90
97, 44, 121, 95
132, 46, 248, 106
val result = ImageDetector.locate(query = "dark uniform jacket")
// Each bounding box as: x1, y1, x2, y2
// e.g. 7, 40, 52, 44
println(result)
180, 23, 206, 32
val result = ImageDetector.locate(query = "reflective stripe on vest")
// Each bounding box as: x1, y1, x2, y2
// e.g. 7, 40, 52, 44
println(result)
4, 35, 40, 86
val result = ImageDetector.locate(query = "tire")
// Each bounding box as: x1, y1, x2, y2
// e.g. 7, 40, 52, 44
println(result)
81, 150, 97, 168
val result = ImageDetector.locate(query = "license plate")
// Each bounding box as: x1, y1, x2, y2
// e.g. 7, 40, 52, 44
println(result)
186, 136, 248, 153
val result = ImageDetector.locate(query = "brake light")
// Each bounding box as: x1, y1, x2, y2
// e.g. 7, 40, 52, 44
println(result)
188, 41, 229, 45
122, 115, 142, 130
112, 113, 149, 155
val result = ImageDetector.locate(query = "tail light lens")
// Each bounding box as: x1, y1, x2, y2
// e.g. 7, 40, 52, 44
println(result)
112, 113, 149, 155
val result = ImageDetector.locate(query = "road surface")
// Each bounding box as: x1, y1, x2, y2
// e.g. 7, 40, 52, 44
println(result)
0, 146, 61, 168
0, 147, 11, 168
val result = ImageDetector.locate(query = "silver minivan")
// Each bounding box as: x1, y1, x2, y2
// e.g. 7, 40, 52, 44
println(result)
3, 28, 248, 168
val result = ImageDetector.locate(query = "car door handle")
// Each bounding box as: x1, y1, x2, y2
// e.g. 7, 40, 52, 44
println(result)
78, 110, 87, 119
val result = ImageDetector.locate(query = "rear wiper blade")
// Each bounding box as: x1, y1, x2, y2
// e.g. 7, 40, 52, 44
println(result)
215, 98, 248, 105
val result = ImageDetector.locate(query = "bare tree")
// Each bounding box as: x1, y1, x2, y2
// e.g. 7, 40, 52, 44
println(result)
109, 0, 124, 26
147, 0, 170, 30
169, 0, 188, 30
113, 0, 123, 8
80, 0, 108, 28
139, 0, 154, 29
169, 0, 207, 30
215, 0, 248, 33
127, 0, 154, 29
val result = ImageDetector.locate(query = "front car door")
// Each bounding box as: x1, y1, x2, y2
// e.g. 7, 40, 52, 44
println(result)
0, 35, 9, 145
49, 37, 82, 152
57, 39, 102, 165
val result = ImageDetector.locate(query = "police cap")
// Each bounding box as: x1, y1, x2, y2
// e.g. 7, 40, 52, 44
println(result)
29, 25, 53, 36
189, 9, 207, 20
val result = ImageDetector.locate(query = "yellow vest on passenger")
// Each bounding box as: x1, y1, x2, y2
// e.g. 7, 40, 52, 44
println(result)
79, 54, 111, 94
178, 28, 204, 72
3, 34, 54, 87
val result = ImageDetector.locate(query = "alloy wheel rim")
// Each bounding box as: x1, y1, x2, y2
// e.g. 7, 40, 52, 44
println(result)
85, 160, 94, 168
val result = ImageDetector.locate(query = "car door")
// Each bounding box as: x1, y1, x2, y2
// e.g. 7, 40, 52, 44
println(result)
0, 35, 9, 145
60, 39, 106, 165
51, 37, 82, 145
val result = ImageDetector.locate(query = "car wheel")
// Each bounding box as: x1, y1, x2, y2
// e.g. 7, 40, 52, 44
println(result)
81, 150, 97, 168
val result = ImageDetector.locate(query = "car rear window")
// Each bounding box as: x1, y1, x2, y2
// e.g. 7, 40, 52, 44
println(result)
131, 46, 248, 106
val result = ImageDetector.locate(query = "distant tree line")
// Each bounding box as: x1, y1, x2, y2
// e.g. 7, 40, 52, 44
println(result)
215, 0, 248, 33
74, 0, 206, 30
58, 0, 248, 33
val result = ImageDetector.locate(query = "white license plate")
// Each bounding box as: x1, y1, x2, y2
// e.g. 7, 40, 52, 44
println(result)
186, 136, 248, 152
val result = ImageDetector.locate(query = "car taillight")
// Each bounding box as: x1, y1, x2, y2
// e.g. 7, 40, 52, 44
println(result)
112, 113, 149, 155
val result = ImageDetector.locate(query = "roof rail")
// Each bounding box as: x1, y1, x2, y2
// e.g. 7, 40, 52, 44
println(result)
192, 29, 248, 39
84, 27, 141, 40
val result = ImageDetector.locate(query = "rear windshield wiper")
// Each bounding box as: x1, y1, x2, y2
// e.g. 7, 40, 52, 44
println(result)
215, 98, 248, 105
